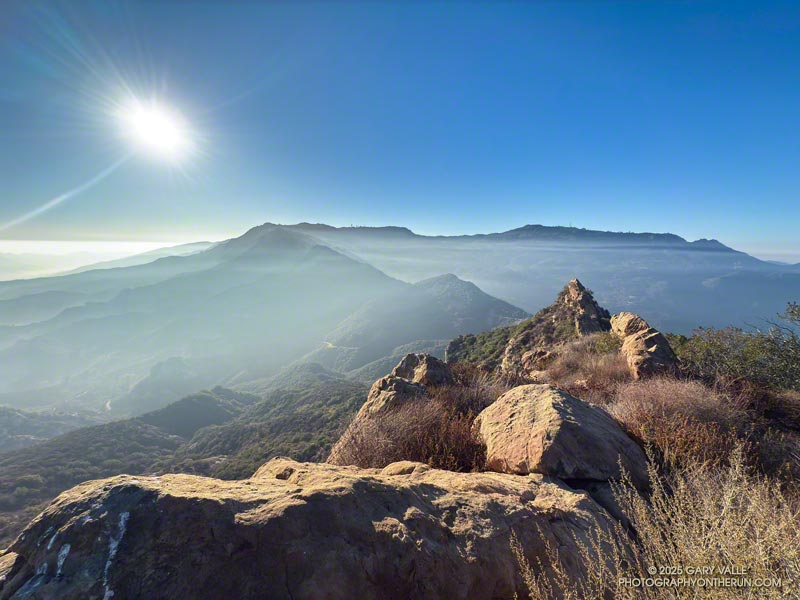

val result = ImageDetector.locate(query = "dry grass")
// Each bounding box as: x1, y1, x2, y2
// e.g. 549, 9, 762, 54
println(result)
765, 389, 800, 428
609, 378, 747, 469
446, 361, 525, 411
545, 335, 631, 404
512, 448, 800, 599
608, 377, 800, 478
329, 397, 486, 471
330, 365, 515, 471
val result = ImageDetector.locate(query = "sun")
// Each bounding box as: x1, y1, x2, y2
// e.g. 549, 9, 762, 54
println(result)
117, 97, 194, 163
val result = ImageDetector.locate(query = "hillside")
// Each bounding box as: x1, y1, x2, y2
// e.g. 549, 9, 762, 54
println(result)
0, 386, 256, 547
138, 387, 259, 438
62, 241, 214, 274
297, 273, 529, 374
3, 221, 793, 417
0, 419, 182, 547
0, 407, 102, 454
0, 225, 530, 418
161, 364, 368, 479
0, 226, 404, 414
0, 370, 366, 547
0, 291, 87, 327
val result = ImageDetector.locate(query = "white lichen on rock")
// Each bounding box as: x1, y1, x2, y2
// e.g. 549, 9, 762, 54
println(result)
56, 544, 70, 577
102, 511, 130, 600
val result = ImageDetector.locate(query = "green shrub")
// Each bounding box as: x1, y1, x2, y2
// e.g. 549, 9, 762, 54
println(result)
673, 304, 800, 392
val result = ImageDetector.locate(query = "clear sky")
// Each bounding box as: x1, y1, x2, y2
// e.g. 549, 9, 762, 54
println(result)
1, 1, 799, 261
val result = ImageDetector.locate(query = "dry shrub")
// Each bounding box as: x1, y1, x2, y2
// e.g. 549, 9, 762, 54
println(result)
609, 377, 747, 469
756, 428, 800, 480
546, 336, 631, 404
765, 388, 800, 429
513, 448, 800, 599
447, 361, 524, 411
331, 397, 486, 471
331, 364, 519, 472
609, 377, 800, 478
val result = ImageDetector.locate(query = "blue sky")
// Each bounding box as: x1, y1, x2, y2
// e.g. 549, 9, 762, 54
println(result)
1, 1, 799, 261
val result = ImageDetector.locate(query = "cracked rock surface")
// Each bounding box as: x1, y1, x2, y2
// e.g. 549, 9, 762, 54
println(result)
0, 458, 617, 600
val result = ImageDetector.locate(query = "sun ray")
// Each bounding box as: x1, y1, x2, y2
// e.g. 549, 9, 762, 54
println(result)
0, 155, 129, 233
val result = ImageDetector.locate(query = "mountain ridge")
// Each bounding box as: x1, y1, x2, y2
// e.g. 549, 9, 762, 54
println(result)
280, 222, 739, 251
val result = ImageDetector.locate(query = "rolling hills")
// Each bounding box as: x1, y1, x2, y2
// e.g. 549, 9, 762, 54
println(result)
0, 225, 528, 417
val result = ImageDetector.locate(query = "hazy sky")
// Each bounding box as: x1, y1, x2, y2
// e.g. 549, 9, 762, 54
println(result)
1, 1, 799, 261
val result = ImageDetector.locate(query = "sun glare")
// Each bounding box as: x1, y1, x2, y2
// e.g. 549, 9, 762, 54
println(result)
117, 97, 194, 162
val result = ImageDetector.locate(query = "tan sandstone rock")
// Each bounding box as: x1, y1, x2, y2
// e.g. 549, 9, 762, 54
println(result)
0, 459, 620, 600
391, 353, 454, 387
0, 554, 17, 588
500, 279, 611, 377
359, 374, 426, 416
611, 312, 679, 379
474, 384, 648, 490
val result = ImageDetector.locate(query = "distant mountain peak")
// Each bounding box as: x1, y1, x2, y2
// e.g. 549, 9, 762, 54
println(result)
281, 222, 417, 237
210, 224, 317, 261
688, 238, 736, 251
415, 273, 472, 286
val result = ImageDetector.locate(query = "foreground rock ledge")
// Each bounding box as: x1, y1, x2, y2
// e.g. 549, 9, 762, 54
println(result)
0, 459, 617, 600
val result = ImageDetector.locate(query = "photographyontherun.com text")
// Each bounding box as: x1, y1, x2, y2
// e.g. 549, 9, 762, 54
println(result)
619, 565, 783, 590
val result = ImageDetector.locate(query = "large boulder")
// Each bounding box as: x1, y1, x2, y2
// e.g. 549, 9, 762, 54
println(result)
391, 353, 454, 387
474, 384, 648, 490
0, 459, 619, 600
611, 312, 679, 379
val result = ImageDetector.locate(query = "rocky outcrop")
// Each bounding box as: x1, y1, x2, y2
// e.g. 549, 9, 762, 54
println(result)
611, 312, 679, 379
500, 279, 611, 377
327, 354, 452, 465
358, 374, 426, 416
0, 554, 16, 588
445, 279, 611, 374
391, 353, 454, 387
474, 384, 648, 488
473, 383, 647, 521
359, 353, 452, 417
0, 459, 619, 600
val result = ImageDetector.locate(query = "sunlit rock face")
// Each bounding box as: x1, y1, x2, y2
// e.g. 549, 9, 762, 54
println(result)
0, 459, 618, 600
610, 312, 679, 379
474, 383, 648, 486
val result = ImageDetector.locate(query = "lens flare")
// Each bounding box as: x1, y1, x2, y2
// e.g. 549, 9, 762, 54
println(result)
0, 155, 129, 233
117, 97, 194, 163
